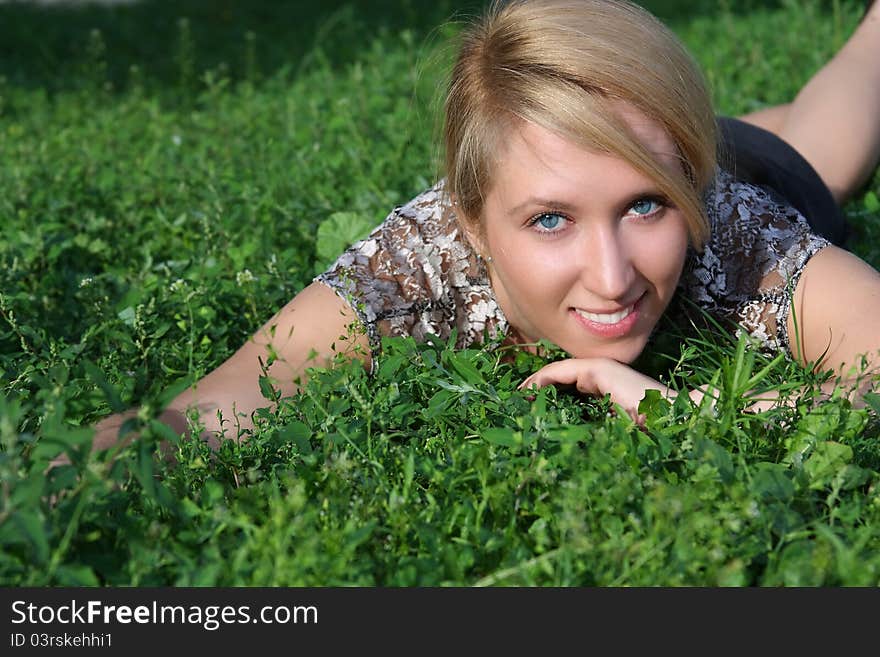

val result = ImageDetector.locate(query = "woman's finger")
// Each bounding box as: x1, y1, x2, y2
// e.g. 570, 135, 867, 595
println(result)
518, 359, 605, 395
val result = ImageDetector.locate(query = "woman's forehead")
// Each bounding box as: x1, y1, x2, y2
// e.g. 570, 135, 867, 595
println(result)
610, 101, 680, 168
495, 107, 679, 178
493, 101, 680, 174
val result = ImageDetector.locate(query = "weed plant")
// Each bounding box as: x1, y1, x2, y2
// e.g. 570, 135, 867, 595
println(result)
1, 0, 879, 586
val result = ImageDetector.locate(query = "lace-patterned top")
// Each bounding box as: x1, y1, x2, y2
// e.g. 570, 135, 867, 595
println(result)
315, 169, 829, 362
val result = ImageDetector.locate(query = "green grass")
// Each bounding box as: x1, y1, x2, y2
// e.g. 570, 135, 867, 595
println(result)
1, 0, 879, 586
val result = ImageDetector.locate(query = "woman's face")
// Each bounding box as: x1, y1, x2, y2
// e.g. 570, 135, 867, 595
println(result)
476, 112, 690, 363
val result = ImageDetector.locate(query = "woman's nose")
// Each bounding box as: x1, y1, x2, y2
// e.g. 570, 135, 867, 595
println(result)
579, 228, 636, 301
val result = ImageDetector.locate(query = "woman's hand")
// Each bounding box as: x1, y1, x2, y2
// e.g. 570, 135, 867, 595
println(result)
518, 357, 674, 425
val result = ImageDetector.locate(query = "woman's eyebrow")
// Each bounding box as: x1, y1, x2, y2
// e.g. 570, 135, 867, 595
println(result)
507, 197, 578, 215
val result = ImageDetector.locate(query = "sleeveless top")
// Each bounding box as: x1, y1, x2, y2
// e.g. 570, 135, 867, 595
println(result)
314, 169, 830, 362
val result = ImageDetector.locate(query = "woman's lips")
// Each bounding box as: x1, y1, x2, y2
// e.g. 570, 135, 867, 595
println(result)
571, 295, 644, 338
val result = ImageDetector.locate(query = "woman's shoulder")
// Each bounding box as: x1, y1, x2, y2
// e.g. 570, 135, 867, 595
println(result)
353, 180, 477, 282
395, 179, 447, 219
701, 168, 830, 278
383, 180, 468, 251
316, 181, 457, 274
707, 169, 807, 229
314, 181, 506, 354
677, 168, 831, 354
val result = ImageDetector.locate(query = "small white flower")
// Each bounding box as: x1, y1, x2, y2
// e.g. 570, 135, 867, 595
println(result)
236, 269, 255, 286
171, 134, 182, 146
79, 277, 93, 288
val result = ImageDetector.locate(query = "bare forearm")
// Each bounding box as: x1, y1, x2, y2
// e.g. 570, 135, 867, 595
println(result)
81, 406, 193, 462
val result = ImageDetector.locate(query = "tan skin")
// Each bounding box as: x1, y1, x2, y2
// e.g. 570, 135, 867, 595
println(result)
79, 5, 880, 461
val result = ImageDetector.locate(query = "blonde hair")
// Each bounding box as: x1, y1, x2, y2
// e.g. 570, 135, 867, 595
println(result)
443, 0, 717, 248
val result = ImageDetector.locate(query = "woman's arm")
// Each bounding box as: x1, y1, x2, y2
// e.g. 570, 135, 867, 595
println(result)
788, 245, 880, 400
87, 282, 371, 457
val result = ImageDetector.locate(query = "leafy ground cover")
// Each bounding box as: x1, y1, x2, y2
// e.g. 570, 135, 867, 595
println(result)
1, 0, 879, 586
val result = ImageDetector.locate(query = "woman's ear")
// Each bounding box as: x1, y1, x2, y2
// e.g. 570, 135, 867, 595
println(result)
460, 218, 489, 260
451, 201, 488, 258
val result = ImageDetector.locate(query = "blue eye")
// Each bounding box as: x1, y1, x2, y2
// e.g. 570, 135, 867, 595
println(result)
531, 212, 566, 232
629, 198, 661, 216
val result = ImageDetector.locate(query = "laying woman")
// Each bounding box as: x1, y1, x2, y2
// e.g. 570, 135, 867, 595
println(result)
88, 0, 880, 452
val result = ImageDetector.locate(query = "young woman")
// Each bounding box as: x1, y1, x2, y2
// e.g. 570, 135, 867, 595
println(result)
87, 0, 880, 453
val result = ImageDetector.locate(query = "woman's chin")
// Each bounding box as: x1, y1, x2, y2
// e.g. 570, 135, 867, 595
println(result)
565, 338, 648, 364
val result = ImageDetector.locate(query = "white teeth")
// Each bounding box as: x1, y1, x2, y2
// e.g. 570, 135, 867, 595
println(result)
575, 305, 633, 325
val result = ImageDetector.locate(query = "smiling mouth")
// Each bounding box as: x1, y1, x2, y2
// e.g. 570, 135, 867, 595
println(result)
574, 304, 635, 325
